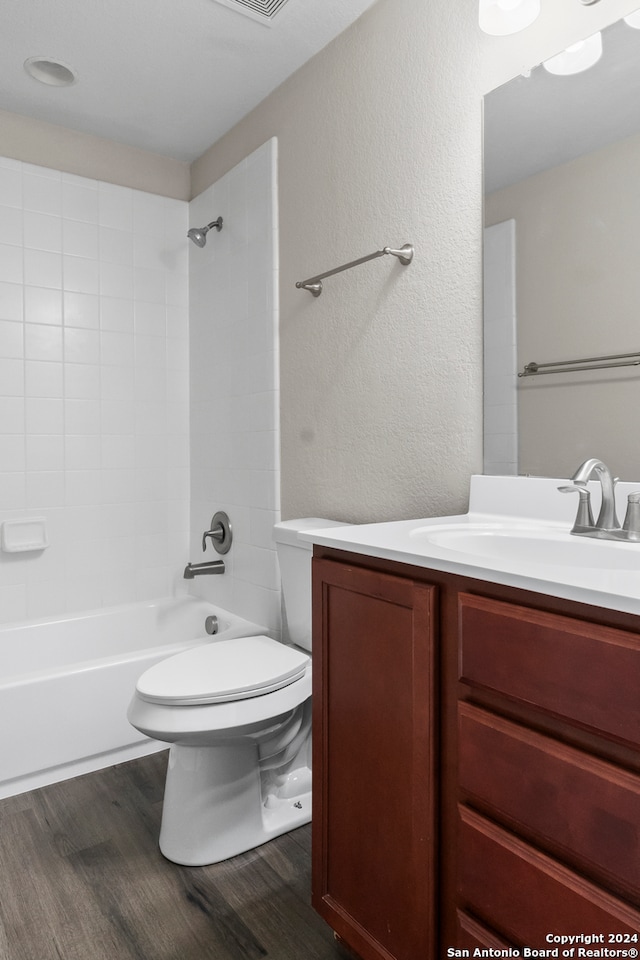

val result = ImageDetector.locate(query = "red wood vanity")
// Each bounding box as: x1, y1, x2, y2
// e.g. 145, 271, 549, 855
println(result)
311, 546, 640, 960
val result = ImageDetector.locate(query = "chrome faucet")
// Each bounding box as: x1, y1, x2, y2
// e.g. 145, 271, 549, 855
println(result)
557, 458, 640, 541
183, 560, 225, 578
570, 458, 619, 531
183, 512, 233, 578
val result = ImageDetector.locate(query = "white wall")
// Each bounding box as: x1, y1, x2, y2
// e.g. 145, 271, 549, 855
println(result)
483, 220, 517, 476
0, 158, 190, 624
188, 139, 280, 632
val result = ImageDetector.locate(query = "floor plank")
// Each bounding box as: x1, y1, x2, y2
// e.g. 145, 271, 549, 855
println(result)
0, 753, 348, 960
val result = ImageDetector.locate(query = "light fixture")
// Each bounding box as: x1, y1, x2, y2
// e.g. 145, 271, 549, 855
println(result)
624, 9, 640, 28
543, 31, 603, 74
479, 0, 541, 36
24, 57, 77, 87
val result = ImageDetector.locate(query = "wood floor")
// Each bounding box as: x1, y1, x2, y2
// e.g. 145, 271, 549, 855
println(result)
0, 752, 349, 960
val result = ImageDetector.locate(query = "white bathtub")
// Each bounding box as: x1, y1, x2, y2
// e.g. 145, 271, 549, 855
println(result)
0, 596, 266, 800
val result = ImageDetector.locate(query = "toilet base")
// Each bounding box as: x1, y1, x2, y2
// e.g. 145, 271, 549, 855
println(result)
158, 741, 311, 866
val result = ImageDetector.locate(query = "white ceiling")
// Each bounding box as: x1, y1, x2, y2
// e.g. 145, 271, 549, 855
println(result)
484, 14, 640, 193
0, 0, 379, 163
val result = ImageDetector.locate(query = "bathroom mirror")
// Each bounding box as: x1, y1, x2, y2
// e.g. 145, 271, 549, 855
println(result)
483, 12, 640, 481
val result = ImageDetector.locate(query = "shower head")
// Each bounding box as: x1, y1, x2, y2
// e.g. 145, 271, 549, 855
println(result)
187, 217, 223, 247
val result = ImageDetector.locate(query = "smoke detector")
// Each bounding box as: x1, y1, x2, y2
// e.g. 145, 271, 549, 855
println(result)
210, 0, 291, 25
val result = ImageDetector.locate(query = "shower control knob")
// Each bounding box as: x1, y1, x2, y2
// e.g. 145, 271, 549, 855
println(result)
205, 615, 219, 636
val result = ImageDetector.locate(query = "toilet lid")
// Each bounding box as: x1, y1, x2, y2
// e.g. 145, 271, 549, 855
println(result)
136, 635, 309, 706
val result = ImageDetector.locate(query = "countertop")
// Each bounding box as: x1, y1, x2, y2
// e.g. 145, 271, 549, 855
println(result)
299, 475, 640, 617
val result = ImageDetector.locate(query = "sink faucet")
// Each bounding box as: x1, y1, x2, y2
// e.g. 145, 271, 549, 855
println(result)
570, 458, 619, 531
558, 457, 636, 540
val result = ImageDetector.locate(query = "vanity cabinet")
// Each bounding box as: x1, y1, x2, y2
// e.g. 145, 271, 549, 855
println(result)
311, 556, 438, 960
311, 545, 640, 959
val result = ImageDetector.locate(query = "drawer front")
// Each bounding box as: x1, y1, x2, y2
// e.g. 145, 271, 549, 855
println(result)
459, 807, 640, 944
459, 703, 640, 901
459, 593, 640, 747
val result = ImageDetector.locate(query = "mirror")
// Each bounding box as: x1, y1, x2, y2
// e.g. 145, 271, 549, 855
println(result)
483, 13, 640, 481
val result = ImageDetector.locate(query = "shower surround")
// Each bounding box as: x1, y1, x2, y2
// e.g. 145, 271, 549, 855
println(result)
0, 138, 280, 636
188, 139, 281, 634
0, 158, 190, 623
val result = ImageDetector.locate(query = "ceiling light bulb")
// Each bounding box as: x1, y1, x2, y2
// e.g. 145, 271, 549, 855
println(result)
479, 0, 541, 36
624, 9, 640, 28
542, 31, 602, 75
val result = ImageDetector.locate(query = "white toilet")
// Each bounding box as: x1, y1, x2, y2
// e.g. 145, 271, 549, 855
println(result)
127, 518, 338, 866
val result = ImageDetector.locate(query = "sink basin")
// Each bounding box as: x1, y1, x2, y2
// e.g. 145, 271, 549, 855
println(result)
409, 523, 640, 571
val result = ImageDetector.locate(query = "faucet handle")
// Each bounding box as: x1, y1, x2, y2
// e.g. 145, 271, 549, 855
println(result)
202, 523, 224, 551
558, 484, 594, 530
622, 492, 640, 541
201, 511, 233, 555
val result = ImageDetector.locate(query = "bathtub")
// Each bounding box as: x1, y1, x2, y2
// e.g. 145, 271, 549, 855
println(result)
0, 596, 267, 800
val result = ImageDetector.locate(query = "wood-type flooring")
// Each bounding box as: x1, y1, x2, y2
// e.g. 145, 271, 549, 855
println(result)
0, 751, 349, 960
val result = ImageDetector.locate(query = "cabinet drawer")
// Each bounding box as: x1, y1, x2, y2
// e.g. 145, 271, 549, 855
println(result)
459, 593, 640, 748
459, 807, 640, 943
459, 703, 640, 901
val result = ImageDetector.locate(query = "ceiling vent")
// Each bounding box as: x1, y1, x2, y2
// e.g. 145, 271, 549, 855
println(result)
210, 0, 291, 25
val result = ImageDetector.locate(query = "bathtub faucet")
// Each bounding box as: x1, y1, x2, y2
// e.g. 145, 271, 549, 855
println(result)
183, 560, 225, 579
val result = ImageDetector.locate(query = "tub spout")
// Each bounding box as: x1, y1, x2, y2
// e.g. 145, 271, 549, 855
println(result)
183, 560, 225, 579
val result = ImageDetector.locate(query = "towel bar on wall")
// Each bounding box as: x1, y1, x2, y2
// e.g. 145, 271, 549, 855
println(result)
519, 350, 640, 377
295, 243, 414, 297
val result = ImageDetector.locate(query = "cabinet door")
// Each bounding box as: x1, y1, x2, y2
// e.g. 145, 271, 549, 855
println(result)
311, 558, 437, 960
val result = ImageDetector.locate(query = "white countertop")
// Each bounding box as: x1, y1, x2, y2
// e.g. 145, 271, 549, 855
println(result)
299, 475, 640, 617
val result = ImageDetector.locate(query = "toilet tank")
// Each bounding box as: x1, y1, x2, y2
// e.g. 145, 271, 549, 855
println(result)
273, 519, 343, 652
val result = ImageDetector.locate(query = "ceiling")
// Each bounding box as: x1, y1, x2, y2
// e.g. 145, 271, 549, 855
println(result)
0, 0, 379, 163
484, 13, 640, 193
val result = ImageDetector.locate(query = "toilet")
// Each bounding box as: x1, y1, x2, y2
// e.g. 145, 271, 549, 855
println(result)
127, 518, 339, 866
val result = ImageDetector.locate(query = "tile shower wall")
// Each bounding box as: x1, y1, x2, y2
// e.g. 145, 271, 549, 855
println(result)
189, 139, 280, 633
0, 157, 190, 624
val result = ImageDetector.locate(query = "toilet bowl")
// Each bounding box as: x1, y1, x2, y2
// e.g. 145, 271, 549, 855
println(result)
127, 517, 341, 866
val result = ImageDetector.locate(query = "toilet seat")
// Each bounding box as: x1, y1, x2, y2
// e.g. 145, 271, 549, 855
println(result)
136, 635, 309, 706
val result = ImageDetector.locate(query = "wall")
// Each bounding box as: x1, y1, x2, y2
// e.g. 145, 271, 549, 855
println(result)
0, 109, 190, 201
483, 220, 517, 476
1, 0, 640, 538
188, 139, 280, 632
192, 0, 640, 521
486, 132, 640, 480
0, 157, 190, 624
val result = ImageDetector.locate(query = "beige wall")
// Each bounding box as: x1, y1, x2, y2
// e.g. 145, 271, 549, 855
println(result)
0, 109, 189, 200
2, 0, 639, 520
486, 132, 640, 480
192, 0, 640, 521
